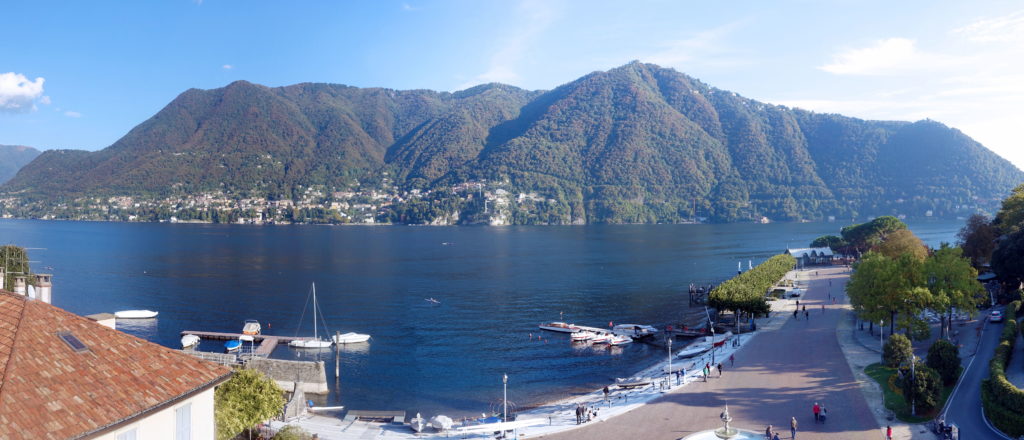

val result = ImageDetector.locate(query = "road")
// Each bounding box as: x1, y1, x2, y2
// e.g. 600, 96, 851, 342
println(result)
537, 267, 880, 440
941, 314, 1009, 439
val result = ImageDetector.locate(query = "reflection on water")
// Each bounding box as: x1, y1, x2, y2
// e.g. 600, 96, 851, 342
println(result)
115, 318, 159, 341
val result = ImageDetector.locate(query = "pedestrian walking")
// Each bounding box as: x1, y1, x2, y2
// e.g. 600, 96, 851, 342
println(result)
765, 425, 772, 439
804, 310, 809, 320
793, 309, 799, 319
812, 402, 820, 422
603, 386, 609, 403
802, 305, 806, 313
790, 416, 798, 439
885, 425, 892, 440
796, 299, 799, 308
729, 354, 735, 366
717, 363, 723, 377
575, 404, 582, 424
820, 405, 827, 423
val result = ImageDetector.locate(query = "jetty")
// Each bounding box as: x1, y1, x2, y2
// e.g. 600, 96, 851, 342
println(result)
179, 330, 315, 356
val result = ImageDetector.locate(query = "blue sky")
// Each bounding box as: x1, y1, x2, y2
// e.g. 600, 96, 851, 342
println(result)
3, 0, 1024, 168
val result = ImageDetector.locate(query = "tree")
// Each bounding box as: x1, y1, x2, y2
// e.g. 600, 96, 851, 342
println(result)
994, 183, 1024, 235
0, 245, 32, 292
957, 214, 997, 267
883, 333, 913, 368
810, 235, 847, 252
992, 229, 1024, 290
215, 368, 285, 440
923, 246, 984, 338
848, 252, 928, 336
926, 339, 960, 385
841, 216, 908, 254
874, 229, 928, 261
899, 362, 943, 412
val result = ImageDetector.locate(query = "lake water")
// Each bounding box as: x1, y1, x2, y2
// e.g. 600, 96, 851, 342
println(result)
0, 219, 961, 416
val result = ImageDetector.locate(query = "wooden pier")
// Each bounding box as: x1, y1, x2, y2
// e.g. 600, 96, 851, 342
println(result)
180, 330, 315, 356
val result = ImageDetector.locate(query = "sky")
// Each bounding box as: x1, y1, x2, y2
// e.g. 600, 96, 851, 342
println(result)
2, 0, 1023, 169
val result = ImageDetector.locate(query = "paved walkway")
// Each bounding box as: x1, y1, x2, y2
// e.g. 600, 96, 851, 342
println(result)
537, 267, 881, 440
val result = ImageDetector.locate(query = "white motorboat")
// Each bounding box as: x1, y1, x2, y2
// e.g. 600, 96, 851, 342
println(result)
590, 333, 611, 344
570, 332, 594, 342
114, 310, 158, 319
180, 334, 200, 349
538, 322, 580, 333
409, 413, 427, 433
675, 343, 711, 358
608, 334, 633, 345
289, 283, 334, 349
332, 332, 371, 344
430, 415, 453, 431
242, 319, 261, 335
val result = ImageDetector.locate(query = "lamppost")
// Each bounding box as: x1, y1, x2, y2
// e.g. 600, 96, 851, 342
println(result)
910, 356, 916, 417
667, 337, 673, 386
879, 320, 884, 364
503, 373, 508, 422
704, 306, 716, 365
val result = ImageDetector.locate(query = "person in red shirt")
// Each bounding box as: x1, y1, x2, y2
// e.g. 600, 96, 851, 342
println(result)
812, 402, 820, 422
886, 425, 892, 439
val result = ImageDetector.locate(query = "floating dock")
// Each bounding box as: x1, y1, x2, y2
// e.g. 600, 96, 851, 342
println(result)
180, 330, 315, 356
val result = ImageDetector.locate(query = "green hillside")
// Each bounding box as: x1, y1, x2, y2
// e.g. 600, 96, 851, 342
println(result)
2, 62, 1020, 224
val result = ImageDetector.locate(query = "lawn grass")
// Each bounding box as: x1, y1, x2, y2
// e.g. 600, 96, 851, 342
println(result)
864, 363, 958, 423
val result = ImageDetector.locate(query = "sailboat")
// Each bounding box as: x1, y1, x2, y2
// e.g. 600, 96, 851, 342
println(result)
289, 283, 334, 349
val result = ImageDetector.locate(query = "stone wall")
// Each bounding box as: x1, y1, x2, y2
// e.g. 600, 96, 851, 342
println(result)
246, 358, 328, 394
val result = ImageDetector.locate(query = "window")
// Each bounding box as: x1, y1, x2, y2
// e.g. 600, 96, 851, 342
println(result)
175, 402, 192, 440
57, 332, 88, 353
116, 428, 137, 440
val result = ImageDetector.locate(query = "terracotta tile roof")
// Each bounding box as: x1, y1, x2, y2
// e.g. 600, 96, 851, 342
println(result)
0, 290, 232, 439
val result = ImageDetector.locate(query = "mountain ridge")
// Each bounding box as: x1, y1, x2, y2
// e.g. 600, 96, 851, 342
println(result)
3, 62, 1020, 224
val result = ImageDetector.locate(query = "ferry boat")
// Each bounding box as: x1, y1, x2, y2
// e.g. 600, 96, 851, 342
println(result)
538, 322, 580, 333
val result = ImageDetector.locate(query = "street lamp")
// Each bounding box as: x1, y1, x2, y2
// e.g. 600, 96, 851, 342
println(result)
667, 337, 673, 386
879, 320, 884, 364
704, 306, 716, 365
910, 356, 916, 417
502, 373, 508, 422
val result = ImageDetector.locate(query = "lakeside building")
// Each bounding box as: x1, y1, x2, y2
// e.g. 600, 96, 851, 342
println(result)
0, 289, 232, 439
786, 247, 834, 267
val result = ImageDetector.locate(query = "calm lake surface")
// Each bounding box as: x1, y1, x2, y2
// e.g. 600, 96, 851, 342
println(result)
0, 219, 960, 416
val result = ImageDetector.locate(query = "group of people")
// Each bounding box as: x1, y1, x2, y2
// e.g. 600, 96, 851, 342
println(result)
574, 403, 597, 424
812, 402, 827, 422
700, 362, 724, 381
763, 417, 799, 440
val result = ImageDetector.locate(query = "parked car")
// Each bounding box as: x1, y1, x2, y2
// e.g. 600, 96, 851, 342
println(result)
990, 310, 1003, 323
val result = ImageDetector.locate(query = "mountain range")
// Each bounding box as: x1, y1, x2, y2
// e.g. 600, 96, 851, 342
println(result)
3, 62, 1021, 223
0, 145, 41, 185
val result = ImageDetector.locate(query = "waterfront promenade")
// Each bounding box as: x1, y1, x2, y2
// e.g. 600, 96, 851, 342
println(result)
537, 266, 880, 440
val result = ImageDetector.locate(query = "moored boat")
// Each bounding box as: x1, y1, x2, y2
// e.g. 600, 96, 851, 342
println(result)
114, 310, 158, 319
181, 334, 200, 349
608, 334, 633, 345
590, 333, 611, 344
333, 332, 371, 344
289, 283, 334, 349
224, 339, 242, 352
538, 321, 580, 333
612, 324, 657, 338
409, 413, 427, 433
570, 331, 594, 342
242, 319, 261, 335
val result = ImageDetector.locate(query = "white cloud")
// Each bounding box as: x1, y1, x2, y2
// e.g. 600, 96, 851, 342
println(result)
401, 3, 419, 12
39, 95, 51, 105
0, 72, 45, 113
64, 111, 81, 118
818, 38, 962, 75
456, 0, 559, 90
222, 64, 233, 70
954, 10, 1024, 43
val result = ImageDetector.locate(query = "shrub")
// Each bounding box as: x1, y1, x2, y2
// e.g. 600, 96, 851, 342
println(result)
883, 333, 913, 368
273, 425, 313, 440
215, 368, 286, 440
898, 362, 942, 412
926, 339, 960, 385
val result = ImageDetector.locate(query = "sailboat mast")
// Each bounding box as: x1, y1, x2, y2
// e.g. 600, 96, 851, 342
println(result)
312, 283, 318, 341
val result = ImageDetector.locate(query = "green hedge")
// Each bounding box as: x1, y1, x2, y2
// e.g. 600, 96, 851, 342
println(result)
982, 299, 1024, 437
709, 254, 795, 317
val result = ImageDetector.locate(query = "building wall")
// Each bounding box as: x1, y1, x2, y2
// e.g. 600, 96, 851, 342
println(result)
92, 387, 216, 440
